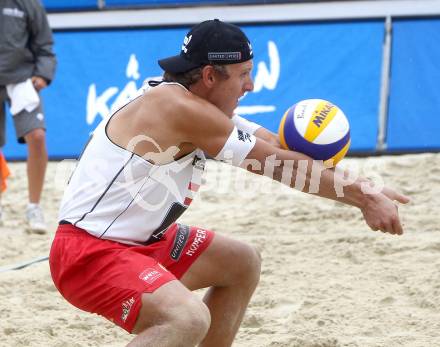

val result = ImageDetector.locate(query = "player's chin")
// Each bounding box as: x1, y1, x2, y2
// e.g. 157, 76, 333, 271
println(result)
224, 107, 235, 118
229, 103, 239, 116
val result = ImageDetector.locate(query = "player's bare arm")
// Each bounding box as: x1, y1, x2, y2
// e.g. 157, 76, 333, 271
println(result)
254, 127, 281, 148
169, 92, 409, 236
245, 140, 409, 234
173, 95, 409, 236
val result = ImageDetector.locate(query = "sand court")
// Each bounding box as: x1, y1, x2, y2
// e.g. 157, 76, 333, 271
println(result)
0, 153, 439, 347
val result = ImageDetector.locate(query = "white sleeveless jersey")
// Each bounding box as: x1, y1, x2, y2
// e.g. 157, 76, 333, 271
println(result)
58, 82, 206, 246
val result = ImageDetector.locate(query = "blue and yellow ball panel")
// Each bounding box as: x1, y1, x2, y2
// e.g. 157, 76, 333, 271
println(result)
279, 100, 351, 166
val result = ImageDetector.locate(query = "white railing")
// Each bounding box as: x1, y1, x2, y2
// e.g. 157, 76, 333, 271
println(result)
48, 0, 440, 29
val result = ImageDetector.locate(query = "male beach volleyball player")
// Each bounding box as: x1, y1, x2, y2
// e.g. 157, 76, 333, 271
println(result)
49, 19, 409, 347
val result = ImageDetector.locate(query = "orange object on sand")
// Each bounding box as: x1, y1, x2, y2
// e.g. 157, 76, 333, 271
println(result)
0, 152, 10, 193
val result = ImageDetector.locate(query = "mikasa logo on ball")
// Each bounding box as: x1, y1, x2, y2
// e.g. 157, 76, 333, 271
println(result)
312, 102, 334, 128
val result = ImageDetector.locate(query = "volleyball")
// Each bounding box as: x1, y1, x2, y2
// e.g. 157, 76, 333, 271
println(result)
278, 99, 351, 167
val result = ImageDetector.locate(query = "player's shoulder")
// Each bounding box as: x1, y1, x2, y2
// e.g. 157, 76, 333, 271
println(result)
147, 82, 212, 120
145, 82, 190, 106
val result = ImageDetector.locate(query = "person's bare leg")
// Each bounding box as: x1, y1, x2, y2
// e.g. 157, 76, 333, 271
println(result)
181, 234, 261, 347
24, 128, 47, 203
129, 280, 211, 347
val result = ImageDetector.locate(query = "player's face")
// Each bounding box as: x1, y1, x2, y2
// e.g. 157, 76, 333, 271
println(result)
211, 60, 254, 117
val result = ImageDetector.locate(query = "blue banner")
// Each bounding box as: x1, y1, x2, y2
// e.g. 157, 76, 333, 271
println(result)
41, 0, 310, 11
41, 0, 98, 11
104, 0, 297, 5
387, 18, 440, 151
4, 21, 384, 160
105, 0, 246, 6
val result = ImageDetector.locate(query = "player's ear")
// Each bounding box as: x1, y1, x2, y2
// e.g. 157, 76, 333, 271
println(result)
201, 65, 216, 87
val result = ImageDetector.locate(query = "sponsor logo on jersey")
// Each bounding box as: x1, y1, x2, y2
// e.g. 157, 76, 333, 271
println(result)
139, 268, 162, 284
237, 129, 252, 143
185, 229, 207, 256
170, 225, 190, 260
192, 155, 205, 170
121, 297, 135, 322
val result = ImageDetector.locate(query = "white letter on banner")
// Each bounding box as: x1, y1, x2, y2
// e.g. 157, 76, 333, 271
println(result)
86, 54, 141, 125
86, 84, 118, 125
253, 41, 280, 92
126, 54, 140, 80
110, 81, 139, 113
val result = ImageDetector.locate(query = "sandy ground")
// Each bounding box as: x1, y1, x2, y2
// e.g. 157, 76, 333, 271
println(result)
0, 153, 439, 347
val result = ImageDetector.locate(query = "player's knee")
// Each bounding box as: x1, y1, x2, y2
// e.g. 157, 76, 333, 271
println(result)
245, 244, 262, 284
25, 128, 46, 146
134, 293, 210, 342
185, 300, 211, 340
231, 242, 262, 285
172, 298, 211, 342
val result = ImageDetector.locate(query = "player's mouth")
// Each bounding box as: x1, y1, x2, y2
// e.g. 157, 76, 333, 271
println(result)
238, 92, 248, 101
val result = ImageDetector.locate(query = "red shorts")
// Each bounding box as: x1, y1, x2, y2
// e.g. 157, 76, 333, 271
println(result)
49, 223, 214, 333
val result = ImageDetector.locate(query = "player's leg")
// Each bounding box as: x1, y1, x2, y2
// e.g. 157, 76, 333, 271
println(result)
180, 232, 262, 347
129, 280, 211, 347
14, 105, 47, 231
23, 128, 47, 204
50, 225, 211, 347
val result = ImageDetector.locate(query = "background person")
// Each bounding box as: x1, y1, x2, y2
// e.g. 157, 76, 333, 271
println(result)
0, 0, 57, 232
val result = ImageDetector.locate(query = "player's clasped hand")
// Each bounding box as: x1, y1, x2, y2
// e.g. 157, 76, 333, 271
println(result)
360, 187, 410, 235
